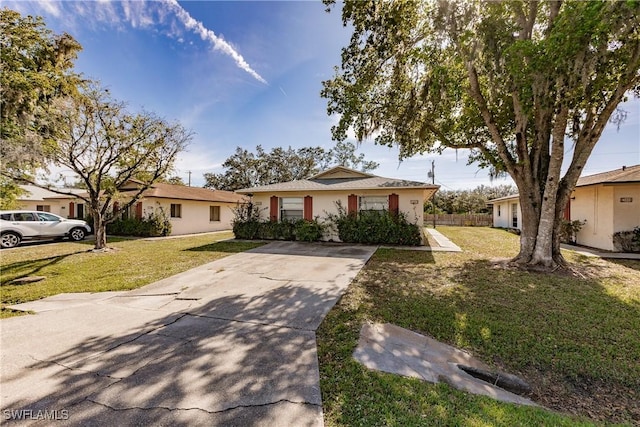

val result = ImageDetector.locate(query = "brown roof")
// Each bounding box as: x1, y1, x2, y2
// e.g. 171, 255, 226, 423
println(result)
576, 165, 640, 187
236, 166, 438, 194
124, 182, 245, 203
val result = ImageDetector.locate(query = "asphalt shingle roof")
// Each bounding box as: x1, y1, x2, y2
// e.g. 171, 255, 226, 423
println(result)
139, 183, 246, 203
576, 165, 640, 187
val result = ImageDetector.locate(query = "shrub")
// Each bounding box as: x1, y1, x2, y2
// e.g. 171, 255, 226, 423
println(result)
328, 205, 421, 246
613, 227, 640, 252
107, 207, 171, 237
558, 219, 585, 244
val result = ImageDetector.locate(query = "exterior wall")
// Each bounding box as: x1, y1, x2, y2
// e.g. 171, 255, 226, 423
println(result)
249, 189, 426, 240
141, 198, 236, 235
492, 198, 520, 229
572, 185, 615, 251
17, 199, 81, 218
613, 184, 640, 234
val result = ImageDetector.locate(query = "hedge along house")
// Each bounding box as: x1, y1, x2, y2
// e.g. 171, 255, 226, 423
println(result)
235, 166, 439, 242
112, 181, 246, 235
570, 165, 640, 251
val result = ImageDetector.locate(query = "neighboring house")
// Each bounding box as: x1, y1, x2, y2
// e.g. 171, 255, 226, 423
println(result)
488, 194, 521, 230
570, 165, 640, 251
18, 182, 245, 236
488, 165, 640, 251
114, 181, 246, 235
17, 185, 87, 218
235, 166, 439, 241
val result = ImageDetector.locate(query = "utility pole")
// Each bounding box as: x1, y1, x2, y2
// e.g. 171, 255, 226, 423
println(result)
187, 171, 192, 187
429, 160, 436, 228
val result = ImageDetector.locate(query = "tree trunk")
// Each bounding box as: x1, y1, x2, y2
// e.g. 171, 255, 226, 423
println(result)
92, 213, 107, 250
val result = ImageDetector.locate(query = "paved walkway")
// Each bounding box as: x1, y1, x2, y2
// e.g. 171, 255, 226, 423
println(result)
561, 243, 640, 260
1, 241, 377, 426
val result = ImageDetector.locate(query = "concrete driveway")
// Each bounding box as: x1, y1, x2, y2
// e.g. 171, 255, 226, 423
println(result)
1, 241, 376, 426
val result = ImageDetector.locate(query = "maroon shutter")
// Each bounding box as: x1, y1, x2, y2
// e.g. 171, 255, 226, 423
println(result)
68, 202, 75, 219
304, 196, 313, 221
135, 202, 143, 220
563, 199, 571, 220
348, 194, 358, 216
270, 196, 279, 221
113, 202, 119, 215
389, 193, 399, 216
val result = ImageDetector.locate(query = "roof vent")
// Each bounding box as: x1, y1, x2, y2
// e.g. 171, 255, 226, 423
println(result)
622, 165, 627, 171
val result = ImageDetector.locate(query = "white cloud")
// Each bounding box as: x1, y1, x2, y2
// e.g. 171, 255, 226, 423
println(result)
162, 0, 267, 84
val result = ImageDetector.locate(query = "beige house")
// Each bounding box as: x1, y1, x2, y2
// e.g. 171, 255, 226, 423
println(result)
17, 185, 87, 218
17, 182, 244, 236
570, 165, 640, 251
116, 181, 245, 235
235, 166, 439, 241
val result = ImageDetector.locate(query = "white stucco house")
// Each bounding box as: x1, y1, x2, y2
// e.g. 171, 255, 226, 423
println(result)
17, 182, 244, 235
570, 165, 640, 251
115, 181, 245, 235
487, 194, 522, 230
235, 166, 439, 241
488, 165, 640, 251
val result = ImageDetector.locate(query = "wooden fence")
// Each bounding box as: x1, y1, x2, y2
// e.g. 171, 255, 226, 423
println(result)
424, 214, 493, 227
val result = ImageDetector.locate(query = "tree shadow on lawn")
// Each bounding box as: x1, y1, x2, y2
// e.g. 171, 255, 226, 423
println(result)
0, 252, 85, 285
184, 240, 265, 253
0, 279, 351, 425
339, 256, 640, 424
606, 258, 640, 272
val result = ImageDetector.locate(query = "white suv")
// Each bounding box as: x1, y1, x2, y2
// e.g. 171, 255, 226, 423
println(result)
0, 210, 92, 248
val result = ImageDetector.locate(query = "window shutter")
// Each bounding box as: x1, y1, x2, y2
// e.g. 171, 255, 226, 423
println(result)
563, 199, 571, 220
304, 196, 313, 221
348, 194, 358, 215
113, 202, 119, 215
135, 202, 143, 220
389, 194, 399, 216
270, 196, 279, 221
68, 202, 75, 219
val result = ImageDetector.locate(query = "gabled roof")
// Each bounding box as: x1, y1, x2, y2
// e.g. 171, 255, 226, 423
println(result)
131, 182, 245, 204
576, 165, 640, 187
236, 166, 438, 194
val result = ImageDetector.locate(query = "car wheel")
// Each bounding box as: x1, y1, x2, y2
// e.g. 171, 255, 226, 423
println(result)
1, 232, 21, 248
69, 228, 86, 241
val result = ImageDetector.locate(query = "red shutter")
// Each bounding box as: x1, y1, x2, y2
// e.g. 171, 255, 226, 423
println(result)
68, 202, 75, 219
347, 194, 358, 216
135, 202, 143, 220
563, 199, 571, 220
389, 193, 399, 216
304, 196, 313, 221
270, 196, 279, 221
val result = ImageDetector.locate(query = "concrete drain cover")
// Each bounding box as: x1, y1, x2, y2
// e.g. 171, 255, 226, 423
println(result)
353, 323, 536, 406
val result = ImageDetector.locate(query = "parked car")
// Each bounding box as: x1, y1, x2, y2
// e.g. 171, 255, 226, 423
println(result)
0, 210, 92, 248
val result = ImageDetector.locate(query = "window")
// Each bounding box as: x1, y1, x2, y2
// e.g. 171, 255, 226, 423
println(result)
511, 203, 518, 228
359, 196, 388, 212
210, 205, 220, 222
37, 212, 60, 221
14, 212, 36, 221
170, 203, 182, 218
36, 205, 51, 212
497, 205, 501, 217
280, 197, 303, 220
0, 213, 11, 220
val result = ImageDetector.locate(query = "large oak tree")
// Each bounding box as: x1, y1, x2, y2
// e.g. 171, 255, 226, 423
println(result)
322, 0, 640, 269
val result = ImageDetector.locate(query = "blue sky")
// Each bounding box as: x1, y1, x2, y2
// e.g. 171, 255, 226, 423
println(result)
6, 1, 640, 190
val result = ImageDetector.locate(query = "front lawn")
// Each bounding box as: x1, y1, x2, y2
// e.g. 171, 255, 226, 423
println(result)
318, 226, 639, 426
0, 232, 263, 318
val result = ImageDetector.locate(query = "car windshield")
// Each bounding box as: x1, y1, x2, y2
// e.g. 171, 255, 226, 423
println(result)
37, 213, 61, 222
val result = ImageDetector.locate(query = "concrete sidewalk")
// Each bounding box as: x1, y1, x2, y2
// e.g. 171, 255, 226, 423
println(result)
561, 243, 640, 260
1, 241, 377, 426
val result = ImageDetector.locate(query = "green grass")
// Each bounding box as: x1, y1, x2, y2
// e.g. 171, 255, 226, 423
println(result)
318, 226, 640, 426
0, 232, 264, 317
